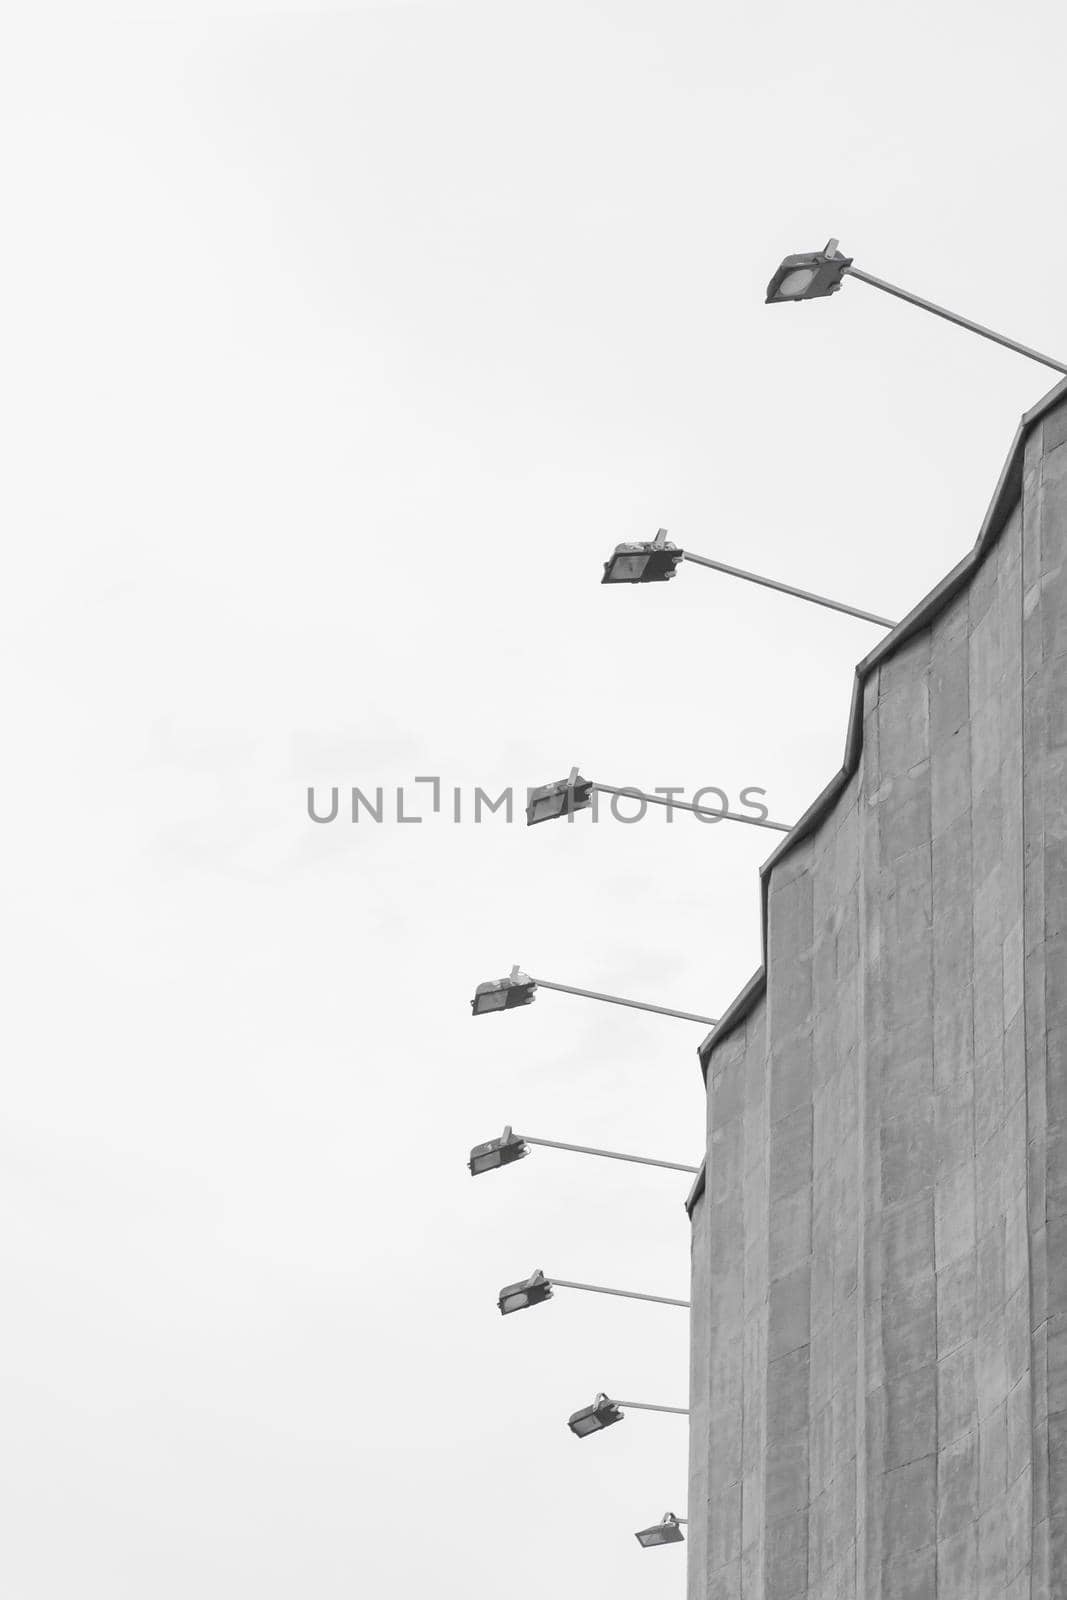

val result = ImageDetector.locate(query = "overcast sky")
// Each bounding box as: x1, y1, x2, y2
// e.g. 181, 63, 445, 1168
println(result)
3, 1, 1066, 1595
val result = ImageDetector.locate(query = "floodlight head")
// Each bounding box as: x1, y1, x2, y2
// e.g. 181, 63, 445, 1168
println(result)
567, 1393, 624, 1438
602, 528, 683, 585
469, 1125, 529, 1177
635, 1512, 686, 1548
526, 769, 594, 825
471, 967, 536, 1016
766, 238, 853, 304
497, 1269, 553, 1316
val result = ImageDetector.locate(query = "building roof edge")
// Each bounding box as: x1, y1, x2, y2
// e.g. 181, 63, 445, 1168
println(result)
697, 377, 1067, 1084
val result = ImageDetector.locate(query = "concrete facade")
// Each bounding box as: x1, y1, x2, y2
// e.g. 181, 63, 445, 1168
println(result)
687, 382, 1067, 1600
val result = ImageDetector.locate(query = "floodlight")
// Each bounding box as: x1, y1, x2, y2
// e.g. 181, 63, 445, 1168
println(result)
470, 967, 717, 1026
567, 1394, 624, 1438
766, 237, 852, 303
468, 1125, 528, 1176
600, 533, 895, 629
468, 1127, 699, 1176
602, 527, 683, 585
497, 1270, 554, 1316
765, 236, 1067, 374
525, 771, 792, 835
471, 967, 536, 1016
635, 1512, 686, 1548
526, 769, 593, 825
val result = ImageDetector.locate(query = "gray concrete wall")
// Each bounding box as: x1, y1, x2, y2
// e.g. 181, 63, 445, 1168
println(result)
688, 383, 1067, 1600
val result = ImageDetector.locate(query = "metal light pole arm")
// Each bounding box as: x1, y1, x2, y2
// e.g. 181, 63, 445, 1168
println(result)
552, 1277, 690, 1309
521, 1135, 699, 1175
844, 265, 1067, 376
680, 550, 896, 630
531, 976, 718, 1026
612, 1399, 691, 1415
590, 782, 792, 835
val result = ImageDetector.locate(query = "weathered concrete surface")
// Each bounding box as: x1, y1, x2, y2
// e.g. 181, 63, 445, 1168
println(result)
688, 382, 1067, 1600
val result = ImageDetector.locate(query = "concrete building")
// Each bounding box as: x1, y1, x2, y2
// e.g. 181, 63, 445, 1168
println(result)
686, 380, 1067, 1599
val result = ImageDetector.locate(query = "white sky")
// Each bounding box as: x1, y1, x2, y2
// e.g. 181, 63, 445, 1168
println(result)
3, 2, 1066, 1595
